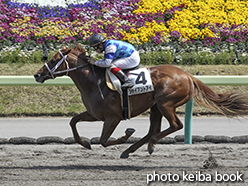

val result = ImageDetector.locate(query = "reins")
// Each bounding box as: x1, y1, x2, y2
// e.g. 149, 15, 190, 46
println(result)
91, 64, 105, 100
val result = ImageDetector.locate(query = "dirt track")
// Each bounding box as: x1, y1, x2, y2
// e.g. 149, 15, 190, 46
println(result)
0, 143, 248, 186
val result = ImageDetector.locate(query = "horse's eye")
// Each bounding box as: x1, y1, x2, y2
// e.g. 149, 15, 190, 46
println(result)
50, 60, 56, 64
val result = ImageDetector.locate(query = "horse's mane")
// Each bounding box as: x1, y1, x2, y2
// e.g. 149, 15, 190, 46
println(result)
70, 43, 96, 64
72, 43, 86, 55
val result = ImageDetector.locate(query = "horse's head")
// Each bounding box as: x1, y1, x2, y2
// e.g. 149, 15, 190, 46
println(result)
34, 44, 89, 83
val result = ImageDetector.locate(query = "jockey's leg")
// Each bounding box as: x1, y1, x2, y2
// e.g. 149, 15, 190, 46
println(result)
109, 64, 134, 89
109, 51, 140, 89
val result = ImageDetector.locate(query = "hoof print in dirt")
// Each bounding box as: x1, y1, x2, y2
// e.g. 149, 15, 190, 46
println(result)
203, 149, 219, 169
203, 156, 219, 169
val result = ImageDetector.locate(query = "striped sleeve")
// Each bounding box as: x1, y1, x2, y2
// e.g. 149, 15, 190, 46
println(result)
105, 45, 117, 60
94, 45, 117, 67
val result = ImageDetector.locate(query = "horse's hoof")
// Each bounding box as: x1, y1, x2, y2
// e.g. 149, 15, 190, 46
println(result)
84, 141, 91, 150
125, 128, 135, 136
148, 143, 155, 155
120, 153, 129, 159
148, 147, 154, 155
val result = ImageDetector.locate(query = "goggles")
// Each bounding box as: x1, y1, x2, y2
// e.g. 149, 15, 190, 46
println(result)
91, 44, 100, 51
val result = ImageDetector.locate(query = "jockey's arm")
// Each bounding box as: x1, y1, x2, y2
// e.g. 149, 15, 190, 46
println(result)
94, 45, 117, 68
94, 58, 112, 67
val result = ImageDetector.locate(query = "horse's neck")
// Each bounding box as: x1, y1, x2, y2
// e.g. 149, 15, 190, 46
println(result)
69, 66, 106, 97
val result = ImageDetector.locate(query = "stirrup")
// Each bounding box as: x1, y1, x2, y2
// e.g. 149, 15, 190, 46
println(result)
121, 81, 134, 89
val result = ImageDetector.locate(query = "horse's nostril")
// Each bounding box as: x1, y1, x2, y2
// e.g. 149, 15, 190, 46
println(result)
34, 74, 40, 79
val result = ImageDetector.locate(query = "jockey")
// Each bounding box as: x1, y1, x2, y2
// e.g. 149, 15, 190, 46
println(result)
88, 33, 140, 89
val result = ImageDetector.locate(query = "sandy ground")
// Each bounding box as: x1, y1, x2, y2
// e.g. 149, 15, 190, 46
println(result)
0, 143, 248, 186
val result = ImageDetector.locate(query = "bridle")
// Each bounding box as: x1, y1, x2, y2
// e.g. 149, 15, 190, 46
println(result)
45, 51, 89, 79
44, 50, 104, 99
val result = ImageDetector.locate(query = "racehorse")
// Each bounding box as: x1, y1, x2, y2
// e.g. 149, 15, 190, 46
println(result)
34, 43, 248, 158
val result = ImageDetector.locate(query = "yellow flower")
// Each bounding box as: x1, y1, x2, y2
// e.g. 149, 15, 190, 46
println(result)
130, 0, 248, 43
130, 27, 137, 33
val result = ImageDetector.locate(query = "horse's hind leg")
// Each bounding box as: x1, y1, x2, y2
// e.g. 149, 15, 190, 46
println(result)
148, 103, 183, 154
120, 104, 162, 158
70, 111, 98, 149
99, 118, 135, 147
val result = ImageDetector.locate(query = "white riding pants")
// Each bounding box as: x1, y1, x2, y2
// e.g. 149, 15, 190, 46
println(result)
112, 51, 140, 70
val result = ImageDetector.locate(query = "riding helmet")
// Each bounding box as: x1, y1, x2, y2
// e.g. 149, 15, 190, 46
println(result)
89, 34, 105, 47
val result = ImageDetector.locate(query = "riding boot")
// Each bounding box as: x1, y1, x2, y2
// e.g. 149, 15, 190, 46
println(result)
115, 70, 134, 89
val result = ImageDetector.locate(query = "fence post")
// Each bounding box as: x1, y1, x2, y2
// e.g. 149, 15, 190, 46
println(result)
184, 98, 194, 144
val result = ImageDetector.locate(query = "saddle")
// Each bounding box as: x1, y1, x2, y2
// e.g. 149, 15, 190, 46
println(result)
123, 65, 141, 73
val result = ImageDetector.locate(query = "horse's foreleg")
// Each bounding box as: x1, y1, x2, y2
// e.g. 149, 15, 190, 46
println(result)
120, 104, 162, 158
69, 111, 98, 149
99, 118, 135, 147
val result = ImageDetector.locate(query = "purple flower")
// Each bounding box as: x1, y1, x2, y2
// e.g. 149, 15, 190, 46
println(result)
1, 0, 248, 47
171, 30, 181, 39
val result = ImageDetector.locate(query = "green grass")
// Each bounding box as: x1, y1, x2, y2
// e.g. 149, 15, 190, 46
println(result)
1, 63, 248, 117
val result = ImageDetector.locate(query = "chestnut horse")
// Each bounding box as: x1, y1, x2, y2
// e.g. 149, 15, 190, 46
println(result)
34, 44, 248, 158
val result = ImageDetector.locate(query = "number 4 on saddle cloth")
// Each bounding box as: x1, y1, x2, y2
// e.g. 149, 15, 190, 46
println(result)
106, 67, 154, 120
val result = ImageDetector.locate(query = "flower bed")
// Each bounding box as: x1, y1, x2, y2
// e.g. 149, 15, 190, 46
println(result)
1, 0, 248, 64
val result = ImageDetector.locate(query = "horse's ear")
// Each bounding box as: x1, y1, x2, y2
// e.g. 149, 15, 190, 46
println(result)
61, 45, 71, 55
75, 43, 80, 49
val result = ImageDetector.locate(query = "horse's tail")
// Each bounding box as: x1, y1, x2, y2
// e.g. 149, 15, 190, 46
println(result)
191, 75, 248, 117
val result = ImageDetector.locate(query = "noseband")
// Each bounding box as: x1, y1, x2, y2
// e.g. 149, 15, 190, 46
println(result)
45, 51, 89, 79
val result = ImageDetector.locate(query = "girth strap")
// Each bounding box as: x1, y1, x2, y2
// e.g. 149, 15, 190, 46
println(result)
122, 89, 130, 120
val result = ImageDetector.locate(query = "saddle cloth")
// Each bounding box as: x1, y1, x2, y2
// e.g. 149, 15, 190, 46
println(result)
106, 68, 154, 120
106, 68, 154, 96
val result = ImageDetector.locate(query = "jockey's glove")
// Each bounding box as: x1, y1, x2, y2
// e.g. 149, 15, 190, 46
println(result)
87, 58, 95, 65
